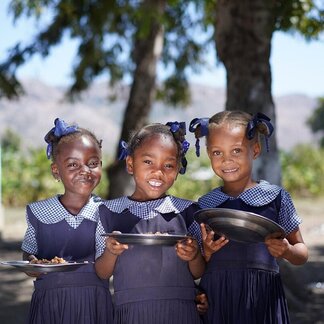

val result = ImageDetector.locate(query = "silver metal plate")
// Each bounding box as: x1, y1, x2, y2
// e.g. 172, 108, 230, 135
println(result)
101, 233, 190, 246
0, 261, 89, 273
194, 208, 285, 243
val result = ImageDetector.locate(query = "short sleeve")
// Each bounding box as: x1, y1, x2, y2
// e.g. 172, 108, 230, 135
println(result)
21, 207, 38, 255
95, 218, 106, 259
278, 189, 302, 234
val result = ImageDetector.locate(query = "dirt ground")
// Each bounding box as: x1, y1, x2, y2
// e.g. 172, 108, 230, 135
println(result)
0, 199, 323, 324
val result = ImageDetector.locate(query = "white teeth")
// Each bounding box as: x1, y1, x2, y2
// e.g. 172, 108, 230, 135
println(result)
223, 168, 237, 173
148, 180, 162, 187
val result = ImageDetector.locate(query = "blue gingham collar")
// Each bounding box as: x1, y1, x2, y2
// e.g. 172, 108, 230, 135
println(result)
29, 194, 103, 224
103, 195, 193, 218
198, 180, 282, 208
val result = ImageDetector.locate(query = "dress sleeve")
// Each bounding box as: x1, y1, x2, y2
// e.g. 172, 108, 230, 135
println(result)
185, 204, 203, 250
21, 206, 38, 255
277, 189, 302, 234
95, 218, 106, 259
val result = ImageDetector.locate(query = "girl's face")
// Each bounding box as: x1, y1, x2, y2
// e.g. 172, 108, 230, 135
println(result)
206, 123, 260, 189
126, 134, 179, 201
51, 135, 102, 198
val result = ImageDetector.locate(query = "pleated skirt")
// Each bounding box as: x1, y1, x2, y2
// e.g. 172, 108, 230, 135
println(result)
200, 268, 290, 324
114, 299, 202, 324
26, 273, 113, 324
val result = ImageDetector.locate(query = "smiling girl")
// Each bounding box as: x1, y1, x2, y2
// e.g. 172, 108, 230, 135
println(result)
21, 118, 113, 324
189, 111, 308, 324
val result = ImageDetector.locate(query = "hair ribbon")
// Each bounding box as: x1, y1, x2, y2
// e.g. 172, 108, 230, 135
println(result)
246, 112, 274, 152
44, 118, 78, 159
189, 118, 209, 157
166, 121, 190, 174
118, 140, 129, 160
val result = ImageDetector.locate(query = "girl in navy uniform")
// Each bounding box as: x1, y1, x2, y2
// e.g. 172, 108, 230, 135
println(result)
189, 111, 308, 324
95, 122, 207, 324
22, 118, 113, 324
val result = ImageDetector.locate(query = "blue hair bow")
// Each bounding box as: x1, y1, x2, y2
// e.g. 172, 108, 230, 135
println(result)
118, 140, 129, 160
189, 118, 209, 157
166, 121, 186, 134
166, 121, 190, 174
246, 112, 274, 152
44, 118, 78, 159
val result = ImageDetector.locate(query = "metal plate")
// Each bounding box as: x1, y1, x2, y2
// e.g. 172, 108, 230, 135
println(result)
101, 233, 190, 246
0, 261, 89, 273
194, 208, 285, 243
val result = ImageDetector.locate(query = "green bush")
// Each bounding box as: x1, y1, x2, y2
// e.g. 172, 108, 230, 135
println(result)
280, 145, 324, 197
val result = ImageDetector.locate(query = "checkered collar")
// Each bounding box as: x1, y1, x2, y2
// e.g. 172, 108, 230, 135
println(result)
198, 180, 281, 208
103, 195, 193, 219
29, 194, 103, 224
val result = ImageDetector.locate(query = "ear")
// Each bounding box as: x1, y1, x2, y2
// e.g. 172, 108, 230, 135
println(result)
51, 163, 60, 180
252, 142, 261, 159
125, 156, 134, 175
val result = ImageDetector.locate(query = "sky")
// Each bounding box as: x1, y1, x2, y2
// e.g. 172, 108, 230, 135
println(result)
0, 1, 323, 98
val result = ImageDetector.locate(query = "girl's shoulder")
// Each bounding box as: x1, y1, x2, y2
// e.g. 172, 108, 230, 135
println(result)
198, 180, 286, 208
163, 195, 197, 212
100, 196, 130, 213
28, 195, 60, 210
240, 180, 283, 207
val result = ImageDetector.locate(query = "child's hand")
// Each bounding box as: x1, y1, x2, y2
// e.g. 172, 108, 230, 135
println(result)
201, 223, 229, 262
106, 237, 128, 256
195, 292, 208, 315
175, 238, 199, 261
265, 236, 290, 258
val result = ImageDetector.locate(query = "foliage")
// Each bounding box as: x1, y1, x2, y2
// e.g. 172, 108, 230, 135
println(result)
280, 145, 324, 197
0, 0, 211, 106
307, 97, 324, 147
273, 0, 324, 38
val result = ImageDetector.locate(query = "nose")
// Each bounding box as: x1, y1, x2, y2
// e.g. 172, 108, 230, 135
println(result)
151, 165, 164, 177
79, 164, 91, 174
222, 152, 233, 163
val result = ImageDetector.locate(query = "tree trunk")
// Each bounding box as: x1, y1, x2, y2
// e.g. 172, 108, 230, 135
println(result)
214, 0, 281, 185
107, 0, 166, 198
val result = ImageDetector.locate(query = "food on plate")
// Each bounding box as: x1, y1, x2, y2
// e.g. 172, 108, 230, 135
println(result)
30, 256, 66, 264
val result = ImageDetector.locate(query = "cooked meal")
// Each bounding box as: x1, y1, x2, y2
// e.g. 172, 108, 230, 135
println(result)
30, 256, 66, 264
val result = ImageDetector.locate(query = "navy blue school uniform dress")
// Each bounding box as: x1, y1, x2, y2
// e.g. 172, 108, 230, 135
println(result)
198, 180, 302, 324
96, 195, 203, 324
22, 195, 113, 324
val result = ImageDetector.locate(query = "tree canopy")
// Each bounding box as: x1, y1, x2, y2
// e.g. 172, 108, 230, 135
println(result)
0, 0, 323, 195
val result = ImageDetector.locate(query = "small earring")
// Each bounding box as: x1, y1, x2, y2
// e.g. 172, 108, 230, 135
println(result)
55, 178, 61, 183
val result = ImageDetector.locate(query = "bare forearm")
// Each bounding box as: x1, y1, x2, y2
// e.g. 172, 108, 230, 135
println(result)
282, 242, 308, 265
189, 253, 206, 279
95, 249, 118, 279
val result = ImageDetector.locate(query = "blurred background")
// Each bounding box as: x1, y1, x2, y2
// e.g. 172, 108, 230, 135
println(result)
0, 0, 323, 323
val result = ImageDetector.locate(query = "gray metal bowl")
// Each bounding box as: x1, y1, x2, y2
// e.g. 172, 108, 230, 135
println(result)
194, 208, 285, 243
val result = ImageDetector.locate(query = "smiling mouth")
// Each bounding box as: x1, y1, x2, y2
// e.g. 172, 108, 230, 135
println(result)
222, 168, 238, 173
78, 176, 93, 182
148, 180, 163, 187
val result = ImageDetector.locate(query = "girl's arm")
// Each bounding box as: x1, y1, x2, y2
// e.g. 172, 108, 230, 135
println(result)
265, 228, 308, 265
95, 237, 128, 279
176, 238, 206, 279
